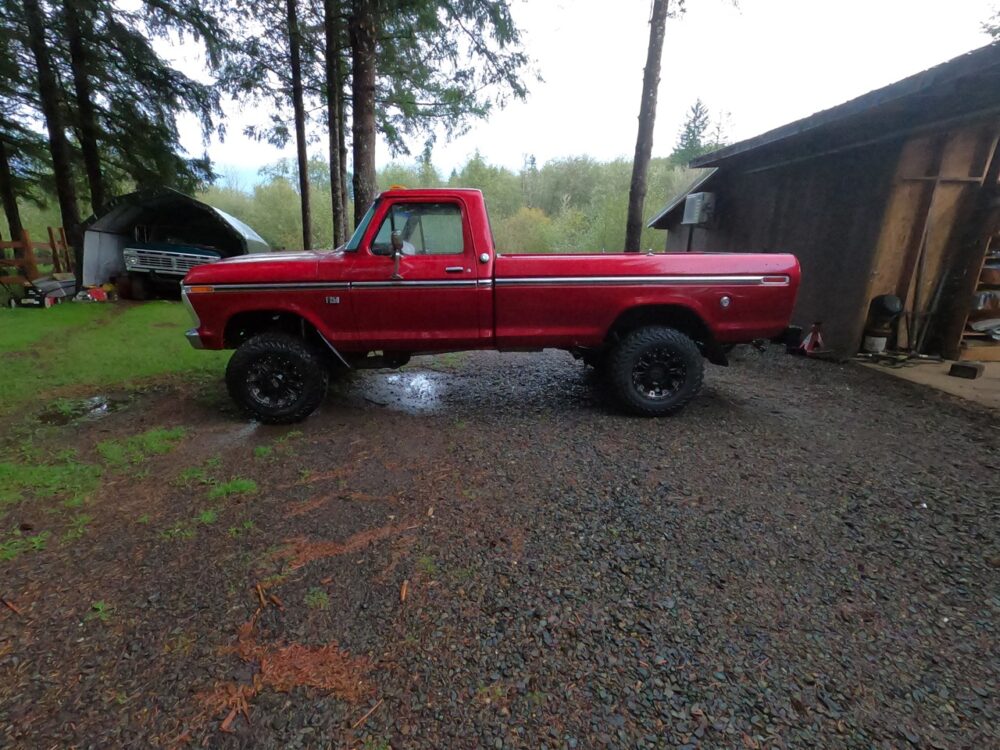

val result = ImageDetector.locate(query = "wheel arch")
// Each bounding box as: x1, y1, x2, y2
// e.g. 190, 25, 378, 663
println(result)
222, 307, 349, 367
606, 304, 728, 366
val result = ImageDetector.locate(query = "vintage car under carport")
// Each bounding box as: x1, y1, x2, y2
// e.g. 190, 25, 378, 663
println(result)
82, 187, 271, 298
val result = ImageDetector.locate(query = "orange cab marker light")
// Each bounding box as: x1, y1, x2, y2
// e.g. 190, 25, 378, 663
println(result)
388, 184, 407, 190
187, 285, 215, 294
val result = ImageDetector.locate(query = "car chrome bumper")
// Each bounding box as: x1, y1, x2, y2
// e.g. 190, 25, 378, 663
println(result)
185, 328, 205, 349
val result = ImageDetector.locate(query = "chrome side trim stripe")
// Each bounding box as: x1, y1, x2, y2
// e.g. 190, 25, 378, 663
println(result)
352, 280, 478, 289
184, 282, 351, 292
494, 274, 789, 286
183, 274, 787, 294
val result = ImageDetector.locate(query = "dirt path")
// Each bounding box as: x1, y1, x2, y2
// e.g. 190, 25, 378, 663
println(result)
1, 349, 997, 749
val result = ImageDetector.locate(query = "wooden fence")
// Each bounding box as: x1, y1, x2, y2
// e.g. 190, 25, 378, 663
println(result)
0, 227, 74, 285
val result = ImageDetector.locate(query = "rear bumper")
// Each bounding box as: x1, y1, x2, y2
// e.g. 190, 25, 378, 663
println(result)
185, 328, 205, 349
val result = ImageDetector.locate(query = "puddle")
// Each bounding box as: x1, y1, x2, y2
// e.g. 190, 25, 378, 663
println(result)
355, 370, 446, 414
38, 394, 132, 425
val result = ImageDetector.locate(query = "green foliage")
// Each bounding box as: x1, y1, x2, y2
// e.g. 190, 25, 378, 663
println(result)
986, 8, 1000, 38
160, 523, 195, 540
0, 529, 50, 562
494, 207, 553, 252
98, 427, 187, 468
304, 587, 330, 610
416, 555, 437, 576
87, 600, 112, 622
0, 303, 228, 417
253, 445, 273, 459
1, 0, 226, 231
196, 508, 218, 525
227, 519, 256, 537
448, 151, 522, 219
209, 150, 694, 254
176, 466, 211, 486
64, 513, 93, 540
208, 478, 258, 500
0, 458, 100, 515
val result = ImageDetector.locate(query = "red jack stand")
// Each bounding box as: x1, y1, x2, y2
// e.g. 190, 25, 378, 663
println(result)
798, 322, 829, 356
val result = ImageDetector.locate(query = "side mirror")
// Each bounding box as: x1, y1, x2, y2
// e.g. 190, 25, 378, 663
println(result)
390, 230, 404, 279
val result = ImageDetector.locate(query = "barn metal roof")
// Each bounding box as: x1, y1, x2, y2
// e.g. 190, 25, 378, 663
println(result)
689, 42, 1000, 171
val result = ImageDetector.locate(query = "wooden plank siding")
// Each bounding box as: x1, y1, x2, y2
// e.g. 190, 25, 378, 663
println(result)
866, 120, 1000, 354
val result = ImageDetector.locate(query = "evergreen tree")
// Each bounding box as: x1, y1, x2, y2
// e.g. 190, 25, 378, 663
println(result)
72, 0, 225, 194
670, 98, 712, 166
322, 0, 348, 243
0, 3, 50, 240
217, 0, 321, 247
345, 0, 531, 220
20, 0, 83, 261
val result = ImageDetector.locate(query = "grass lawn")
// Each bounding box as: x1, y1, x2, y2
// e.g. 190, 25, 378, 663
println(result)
0, 301, 228, 416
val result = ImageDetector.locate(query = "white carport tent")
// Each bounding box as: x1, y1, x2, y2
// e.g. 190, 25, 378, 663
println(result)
82, 187, 270, 286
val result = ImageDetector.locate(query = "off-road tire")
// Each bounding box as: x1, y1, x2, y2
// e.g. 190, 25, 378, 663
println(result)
607, 326, 703, 417
226, 332, 329, 424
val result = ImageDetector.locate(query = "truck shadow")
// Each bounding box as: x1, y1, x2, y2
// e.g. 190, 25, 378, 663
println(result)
319, 350, 739, 423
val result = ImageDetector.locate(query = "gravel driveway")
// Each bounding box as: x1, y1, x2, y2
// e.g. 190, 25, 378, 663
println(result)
1, 348, 997, 749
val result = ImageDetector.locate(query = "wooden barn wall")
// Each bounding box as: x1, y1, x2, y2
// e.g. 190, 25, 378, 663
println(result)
866, 120, 1000, 354
666, 141, 902, 356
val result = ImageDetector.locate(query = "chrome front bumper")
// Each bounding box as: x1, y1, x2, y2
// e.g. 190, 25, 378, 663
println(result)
185, 328, 205, 349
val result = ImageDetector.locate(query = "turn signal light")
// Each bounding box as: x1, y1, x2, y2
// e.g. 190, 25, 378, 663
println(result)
186, 285, 215, 294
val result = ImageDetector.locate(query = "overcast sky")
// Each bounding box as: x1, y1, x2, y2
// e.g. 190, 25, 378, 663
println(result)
174, 0, 997, 185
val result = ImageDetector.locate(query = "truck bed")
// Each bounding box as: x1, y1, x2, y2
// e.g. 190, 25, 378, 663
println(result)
493, 252, 799, 348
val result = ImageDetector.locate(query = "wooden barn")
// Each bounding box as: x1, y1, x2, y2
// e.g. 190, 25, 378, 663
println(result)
649, 42, 1000, 360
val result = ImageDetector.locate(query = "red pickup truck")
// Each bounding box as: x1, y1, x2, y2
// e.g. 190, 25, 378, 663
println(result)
182, 188, 799, 423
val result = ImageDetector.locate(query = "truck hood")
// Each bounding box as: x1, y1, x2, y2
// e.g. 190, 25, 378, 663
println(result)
183, 249, 340, 285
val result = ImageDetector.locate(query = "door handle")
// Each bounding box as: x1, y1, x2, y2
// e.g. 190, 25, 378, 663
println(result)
445, 266, 464, 273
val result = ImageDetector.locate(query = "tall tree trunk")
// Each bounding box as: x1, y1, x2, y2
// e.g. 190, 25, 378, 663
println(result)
349, 0, 377, 225
625, 0, 669, 252
22, 0, 83, 276
323, 0, 347, 246
64, 0, 105, 212
0, 138, 24, 245
286, 0, 311, 250
339, 89, 349, 228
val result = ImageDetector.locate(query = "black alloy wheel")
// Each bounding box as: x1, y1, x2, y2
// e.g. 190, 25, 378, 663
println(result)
607, 326, 704, 416
226, 332, 329, 423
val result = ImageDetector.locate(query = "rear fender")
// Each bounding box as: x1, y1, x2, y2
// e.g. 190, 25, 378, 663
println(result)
607, 301, 728, 366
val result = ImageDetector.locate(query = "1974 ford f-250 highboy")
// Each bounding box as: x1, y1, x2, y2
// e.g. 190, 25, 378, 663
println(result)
182, 188, 800, 423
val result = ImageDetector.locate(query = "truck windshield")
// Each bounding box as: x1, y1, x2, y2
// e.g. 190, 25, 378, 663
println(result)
345, 200, 378, 251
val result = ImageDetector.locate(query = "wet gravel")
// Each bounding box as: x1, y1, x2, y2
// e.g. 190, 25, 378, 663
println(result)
1, 347, 998, 748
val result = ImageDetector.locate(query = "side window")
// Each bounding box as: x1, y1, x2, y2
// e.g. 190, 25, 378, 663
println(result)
371, 202, 465, 256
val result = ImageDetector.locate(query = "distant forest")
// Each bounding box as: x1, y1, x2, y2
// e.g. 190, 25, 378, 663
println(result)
197, 153, 698, 253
